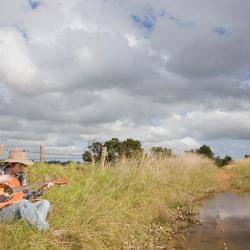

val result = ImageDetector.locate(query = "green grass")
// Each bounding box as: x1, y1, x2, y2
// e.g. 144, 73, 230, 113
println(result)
227, 159, 250, 191
0, 154, 218, 250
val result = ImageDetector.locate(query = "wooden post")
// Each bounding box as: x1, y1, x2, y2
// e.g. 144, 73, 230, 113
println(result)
121, 154, 126, 165
91, 151, 95, 166
40, 145, 45, 162
100, 147, 107, 170
0, 145, 3, 156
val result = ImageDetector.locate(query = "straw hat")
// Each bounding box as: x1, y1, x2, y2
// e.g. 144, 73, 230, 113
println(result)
4, 149, 33, 166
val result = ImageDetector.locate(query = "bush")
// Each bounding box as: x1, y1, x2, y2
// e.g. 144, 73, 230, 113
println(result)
196, 145, 214, 159
215, 155, 232, 167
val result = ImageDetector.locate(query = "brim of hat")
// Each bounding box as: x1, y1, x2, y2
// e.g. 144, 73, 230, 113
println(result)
4, 159, 33, 166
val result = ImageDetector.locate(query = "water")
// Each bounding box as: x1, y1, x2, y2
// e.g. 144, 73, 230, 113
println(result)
183, 192, 250, 250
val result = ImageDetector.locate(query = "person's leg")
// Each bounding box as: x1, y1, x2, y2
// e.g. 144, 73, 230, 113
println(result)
33, 200, 50, 222
18, 200, 49, 230
0, 203, 19, 223
0, 200, 50, 230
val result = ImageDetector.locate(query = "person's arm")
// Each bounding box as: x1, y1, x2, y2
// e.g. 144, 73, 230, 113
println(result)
0, 175, 11, 185
23, 189, 43, 200
17, 174, 43, 200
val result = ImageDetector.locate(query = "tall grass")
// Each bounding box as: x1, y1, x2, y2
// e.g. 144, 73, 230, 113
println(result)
0, 154, 217, 250
227, 158, 250, 191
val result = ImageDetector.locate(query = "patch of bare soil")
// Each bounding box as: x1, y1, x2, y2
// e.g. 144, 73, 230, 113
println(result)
215, 169, 237, 192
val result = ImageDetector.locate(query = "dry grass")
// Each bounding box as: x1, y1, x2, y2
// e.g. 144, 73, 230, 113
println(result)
0, 154, 218, 250
226, 158, 250, 191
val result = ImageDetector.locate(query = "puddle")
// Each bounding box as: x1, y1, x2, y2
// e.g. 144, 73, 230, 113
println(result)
181, 192, 250, 250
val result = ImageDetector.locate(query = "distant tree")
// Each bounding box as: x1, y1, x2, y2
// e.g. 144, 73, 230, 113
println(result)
151, 146, 172, 157
245, 154, 250, 159
196, 145, 214, 159
105, 138, 142, 160
82, 138, 142, 163
185, 149, 195, 154
223, 155, 233, 164
82, 141, 103, 162
82, 151, 92, 162
120, 138, 142, 158
104, 138, 122, 161
215, 155, 232, 167
91, 142, 103, 159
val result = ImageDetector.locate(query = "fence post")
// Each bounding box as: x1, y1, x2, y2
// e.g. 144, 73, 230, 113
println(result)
100, 147, 107, 170
0, 145, 3, 156
40, 145, 45, 162
121, 154, 126, 165
91, 151, 95, 166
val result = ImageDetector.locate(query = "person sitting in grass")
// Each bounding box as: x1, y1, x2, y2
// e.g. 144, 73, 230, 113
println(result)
0, 149, 53, 230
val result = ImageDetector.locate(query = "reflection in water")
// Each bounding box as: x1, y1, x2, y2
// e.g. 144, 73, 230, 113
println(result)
184, 193, 250, 250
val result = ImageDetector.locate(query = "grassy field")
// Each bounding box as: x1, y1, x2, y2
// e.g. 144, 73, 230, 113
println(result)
226, 158, 250, 191
0, 154, 219, 250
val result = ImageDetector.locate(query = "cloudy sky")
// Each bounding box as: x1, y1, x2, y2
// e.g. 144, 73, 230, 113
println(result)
0, 0, 250, 159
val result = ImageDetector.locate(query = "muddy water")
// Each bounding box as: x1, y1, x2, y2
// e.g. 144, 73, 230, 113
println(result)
183, 192, 250, 250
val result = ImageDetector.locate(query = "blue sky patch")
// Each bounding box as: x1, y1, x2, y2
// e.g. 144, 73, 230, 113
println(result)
162, 11, 194, 29
214, 26, 228, 35
28, 0, 42, 10
131, 12, 156, 33
131, 8, 194, 34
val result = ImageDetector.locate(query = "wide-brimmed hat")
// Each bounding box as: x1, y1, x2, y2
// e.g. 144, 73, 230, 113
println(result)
4, 149, 33, 166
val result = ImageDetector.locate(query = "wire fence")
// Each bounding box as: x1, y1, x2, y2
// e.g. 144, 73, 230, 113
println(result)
0, 145, 146, 169
0, 145, 84, 163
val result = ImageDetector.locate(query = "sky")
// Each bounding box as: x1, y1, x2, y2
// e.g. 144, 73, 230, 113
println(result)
0, 0, 250, 159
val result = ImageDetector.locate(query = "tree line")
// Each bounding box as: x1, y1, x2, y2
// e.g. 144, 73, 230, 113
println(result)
82, 138, 233, 167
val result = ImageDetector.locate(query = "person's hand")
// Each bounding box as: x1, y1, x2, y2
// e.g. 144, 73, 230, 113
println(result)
0, 175, 11, 185
44, 181, 54, 189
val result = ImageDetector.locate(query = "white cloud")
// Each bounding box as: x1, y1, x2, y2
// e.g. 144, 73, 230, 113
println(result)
181, 137, 200, 148
0, 28, 37, 92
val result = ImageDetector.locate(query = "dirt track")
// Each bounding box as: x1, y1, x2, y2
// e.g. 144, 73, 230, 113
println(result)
215, 169, 240, 193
